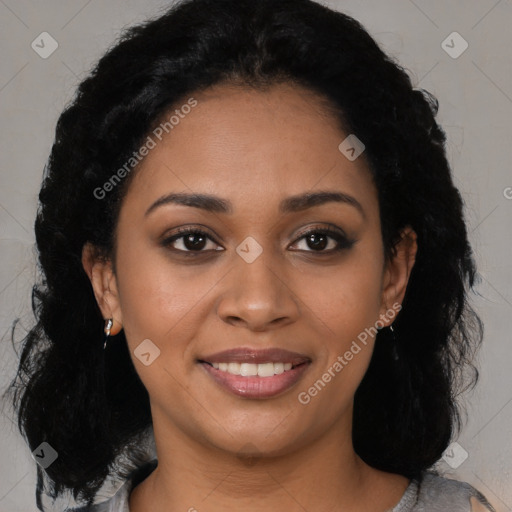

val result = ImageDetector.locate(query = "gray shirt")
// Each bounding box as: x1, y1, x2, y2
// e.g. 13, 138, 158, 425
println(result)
65, 462, 496, 512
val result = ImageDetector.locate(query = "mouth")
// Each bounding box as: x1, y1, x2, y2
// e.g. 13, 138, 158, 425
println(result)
198, 360, 308, 376
196, 347, 312, 399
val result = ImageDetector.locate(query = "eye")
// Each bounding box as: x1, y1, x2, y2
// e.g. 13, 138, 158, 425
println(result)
161, 227, 223, 254
161, 224, 356, 256
290, 226, 356, 253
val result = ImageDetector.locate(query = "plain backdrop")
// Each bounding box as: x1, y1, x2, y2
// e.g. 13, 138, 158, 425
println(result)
0, 1, 511, 510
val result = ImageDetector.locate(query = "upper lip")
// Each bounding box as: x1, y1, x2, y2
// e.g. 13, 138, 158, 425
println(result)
198, 348, 311, 366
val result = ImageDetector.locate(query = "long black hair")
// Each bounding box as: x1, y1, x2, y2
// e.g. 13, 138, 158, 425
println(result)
4, 0, 483, 508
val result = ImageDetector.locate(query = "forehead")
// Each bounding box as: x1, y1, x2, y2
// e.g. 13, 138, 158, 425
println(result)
122, 82, 377, 217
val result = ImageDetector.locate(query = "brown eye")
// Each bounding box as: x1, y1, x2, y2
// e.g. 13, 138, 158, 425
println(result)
290, 227, 356, 253
162, 228, 223, 253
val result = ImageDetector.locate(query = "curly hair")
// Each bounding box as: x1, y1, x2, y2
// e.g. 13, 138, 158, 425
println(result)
4, 0, 483, 508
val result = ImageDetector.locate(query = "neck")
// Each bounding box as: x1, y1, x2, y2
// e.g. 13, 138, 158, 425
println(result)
129, 405, 409, 512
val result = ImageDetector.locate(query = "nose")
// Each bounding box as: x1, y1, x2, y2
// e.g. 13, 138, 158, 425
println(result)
216, 250, 300, 332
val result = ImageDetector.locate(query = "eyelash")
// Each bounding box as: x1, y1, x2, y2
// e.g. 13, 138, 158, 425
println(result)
161, 225, 356, 256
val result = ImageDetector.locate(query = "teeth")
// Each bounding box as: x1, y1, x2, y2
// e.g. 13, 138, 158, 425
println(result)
210, 362, 294, 376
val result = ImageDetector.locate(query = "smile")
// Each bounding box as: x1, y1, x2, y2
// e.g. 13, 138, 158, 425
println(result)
198, 360, 311, 399
209, 361, 294, 377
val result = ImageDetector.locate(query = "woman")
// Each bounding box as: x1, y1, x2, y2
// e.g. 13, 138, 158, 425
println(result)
5, 0, 497, 510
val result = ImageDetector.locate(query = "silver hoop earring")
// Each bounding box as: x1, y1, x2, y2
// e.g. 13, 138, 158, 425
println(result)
103, 318, 113, 350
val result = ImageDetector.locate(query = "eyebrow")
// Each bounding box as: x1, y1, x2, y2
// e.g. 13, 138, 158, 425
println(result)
145, 190, 365, 219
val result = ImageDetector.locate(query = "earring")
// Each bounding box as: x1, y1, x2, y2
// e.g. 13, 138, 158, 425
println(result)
389, 324, 399, 361
103, 318, 113, 350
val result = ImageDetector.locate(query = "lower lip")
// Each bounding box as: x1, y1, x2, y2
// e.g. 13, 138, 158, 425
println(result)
198, 361, 311, 399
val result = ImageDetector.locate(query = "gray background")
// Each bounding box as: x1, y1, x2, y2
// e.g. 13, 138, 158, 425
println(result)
0, 0, 511, 510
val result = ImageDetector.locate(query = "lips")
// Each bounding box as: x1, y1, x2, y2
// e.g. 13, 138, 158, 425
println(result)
197, 347, 312, 399
198, 347, 311, 366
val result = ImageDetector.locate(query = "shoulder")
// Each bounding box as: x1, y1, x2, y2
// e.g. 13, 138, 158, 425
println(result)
64, 479, 132, 512
471, 496, 495, 512
414, 471, 496, 512
64, 459, 158, 512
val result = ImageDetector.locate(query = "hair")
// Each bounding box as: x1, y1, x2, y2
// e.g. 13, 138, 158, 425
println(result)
4, 0, 483, 508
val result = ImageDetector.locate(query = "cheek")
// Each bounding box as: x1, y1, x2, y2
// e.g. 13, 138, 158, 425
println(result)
307, 252, 383, 335
300, 261, 383, 413
301, 246, 384, 397
113, 238, 180, 344
114, 242, 220, 356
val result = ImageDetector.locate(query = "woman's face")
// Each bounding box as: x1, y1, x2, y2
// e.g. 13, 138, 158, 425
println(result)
87, 82, 415, 459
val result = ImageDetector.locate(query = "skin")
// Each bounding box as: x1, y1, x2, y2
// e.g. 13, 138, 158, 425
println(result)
471, 497, 492, 511
83, 82, 418, 511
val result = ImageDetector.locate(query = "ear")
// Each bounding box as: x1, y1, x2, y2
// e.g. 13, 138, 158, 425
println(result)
379, 226, 418, 324
82, 242, 123, 335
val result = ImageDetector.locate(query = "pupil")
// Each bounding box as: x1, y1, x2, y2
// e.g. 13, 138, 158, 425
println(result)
185, 233, 206, 250
308, 233, 327, 250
